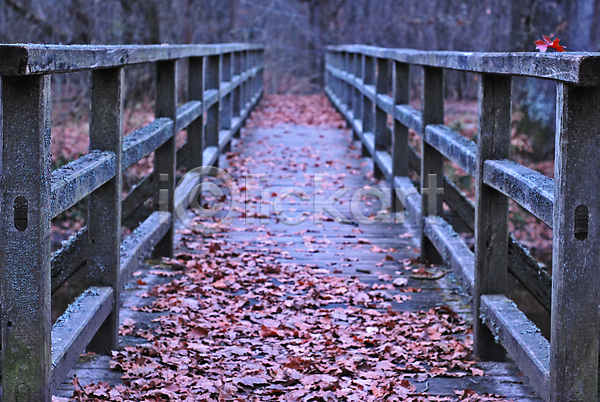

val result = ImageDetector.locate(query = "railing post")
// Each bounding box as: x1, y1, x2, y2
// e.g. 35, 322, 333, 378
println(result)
420, 66, 444, 261
1, 75, 52, 401
473, 74, 511, 361
249, 51, 256, 97
325, 51, 331, 94
232, 51, 242, 138
87, 67, 124, 353
374, 57, 390, 178
206, 54, 221, 164
391, 61, 410, 211
258, 49, 264, 93
240, 50, 248, 109
343, 52, 352, 115
153, 60, 177, 257
550, 83, 600, 402
221, 52, 232, 152
333, 51, 342, 99
362, 55, 375, 157
352, 52, 362, 133
187, 57, 204, 170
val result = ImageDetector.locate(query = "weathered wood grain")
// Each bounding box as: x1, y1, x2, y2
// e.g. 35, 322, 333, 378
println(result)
51, 151, 117, 218
424, 124, 477, 177
0, 43, 264, 75
483, 159, 553, 228
420, 66, 445, 262
51, 287, 113, 394
122, 118, 173, 170
1, 74, 53, 400
87, 67, 124, 353
175, 100, 202, 133
551, 83, 600, 402
328, 45, 600, 85
480, 295, 550, 402
474, 73, 512, 361
51, 228, 88, 293
424, 217, 475, 295
153, 60, 177, 257
120, 211, 171, 283
508, 235, 551, 313
187, 57, 204, 170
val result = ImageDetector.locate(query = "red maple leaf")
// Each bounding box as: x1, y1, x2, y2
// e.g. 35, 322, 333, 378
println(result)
535, 35, 566, 52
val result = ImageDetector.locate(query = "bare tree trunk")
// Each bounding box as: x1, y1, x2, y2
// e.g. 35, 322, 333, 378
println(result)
566, 0, 595, 50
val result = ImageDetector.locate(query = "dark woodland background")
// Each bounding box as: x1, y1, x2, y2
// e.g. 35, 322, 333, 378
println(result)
3, 0, 591, 334
2, 0, 597, 143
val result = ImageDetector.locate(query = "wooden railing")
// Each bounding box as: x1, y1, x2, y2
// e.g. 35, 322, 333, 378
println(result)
325, 44, 600, 402
0, 43, 264, 400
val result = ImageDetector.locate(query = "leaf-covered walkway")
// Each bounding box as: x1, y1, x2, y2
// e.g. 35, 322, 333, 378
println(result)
55, 96, 541, 401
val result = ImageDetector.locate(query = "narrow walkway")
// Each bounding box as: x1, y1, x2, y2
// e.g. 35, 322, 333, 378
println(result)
56, 96, 541, 401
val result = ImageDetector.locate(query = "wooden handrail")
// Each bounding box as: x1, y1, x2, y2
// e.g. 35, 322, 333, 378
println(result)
325, 44, 600, 402
0, 42, 264, 400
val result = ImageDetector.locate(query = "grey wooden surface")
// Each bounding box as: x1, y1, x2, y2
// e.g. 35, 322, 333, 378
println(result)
328, 44, 600, 85
54, 123, 542, 401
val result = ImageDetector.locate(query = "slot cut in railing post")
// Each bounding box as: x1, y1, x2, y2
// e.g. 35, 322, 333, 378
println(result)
550, 83, 600, 402
187, 57, 204, 170
87, 67, 124, 353
153, 60, 177, 257
474, 74, 511, 361
374, 57, 390, 179
1, 74, 52, 401
206, 54, 221, 165
391, 61, 410, 212
362, 55, 375, 156
420, 66, 444, 261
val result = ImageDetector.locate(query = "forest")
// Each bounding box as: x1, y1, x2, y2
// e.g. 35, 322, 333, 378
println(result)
1, 1, 599, 400
1, 0, 594, 106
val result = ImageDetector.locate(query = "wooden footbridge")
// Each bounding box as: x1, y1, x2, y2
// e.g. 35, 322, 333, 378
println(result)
1, 43, 600, 401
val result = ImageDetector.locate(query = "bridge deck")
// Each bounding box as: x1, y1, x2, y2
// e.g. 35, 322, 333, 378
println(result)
54, 97, 541, 401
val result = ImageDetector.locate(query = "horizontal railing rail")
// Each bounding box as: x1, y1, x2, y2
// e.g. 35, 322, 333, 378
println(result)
325, 44, 600, 402
0, 43, 264, 400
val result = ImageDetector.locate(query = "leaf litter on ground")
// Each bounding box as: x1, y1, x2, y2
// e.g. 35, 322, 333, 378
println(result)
69, 95, 513, 402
